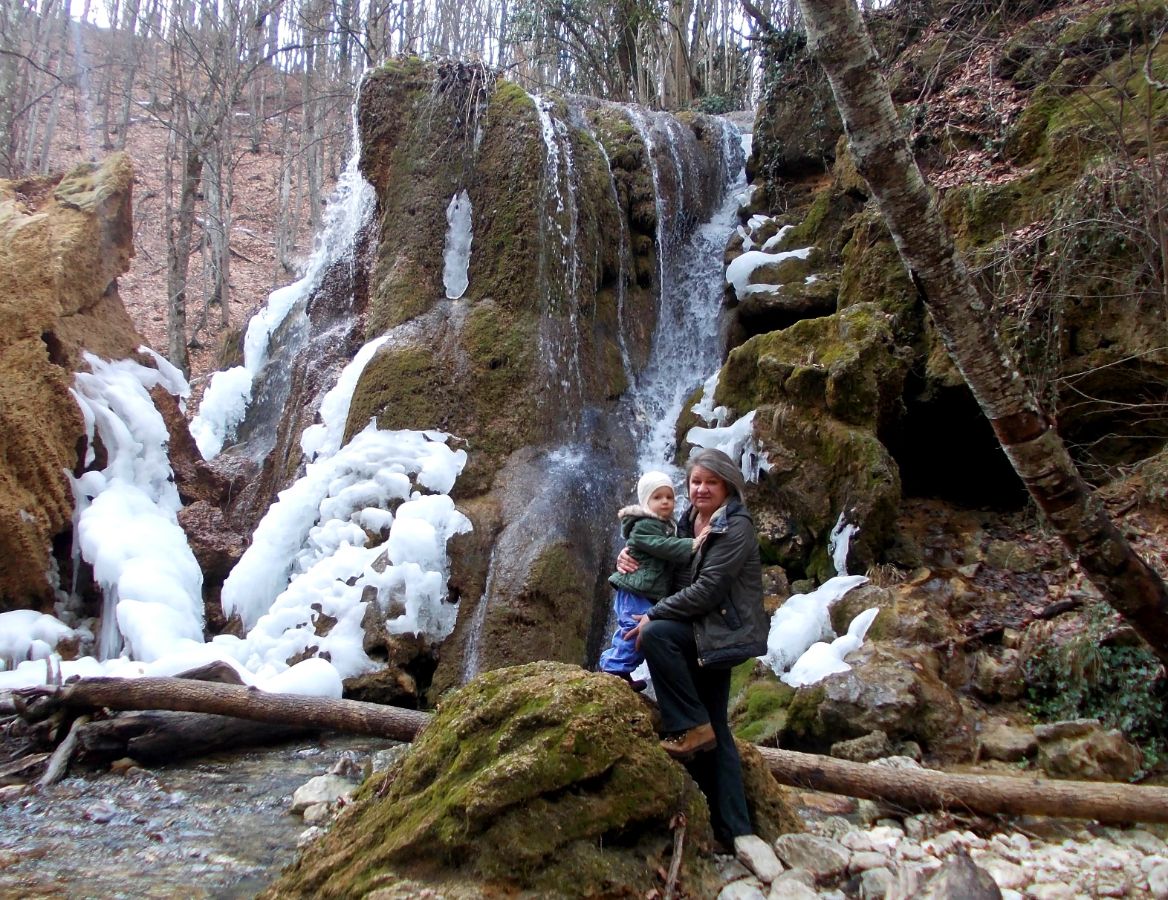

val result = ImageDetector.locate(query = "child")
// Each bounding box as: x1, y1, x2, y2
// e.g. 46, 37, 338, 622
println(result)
599, 471, 703, 689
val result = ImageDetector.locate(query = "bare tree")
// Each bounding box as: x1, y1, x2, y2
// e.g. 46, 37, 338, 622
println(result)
791, 0, 1168, 663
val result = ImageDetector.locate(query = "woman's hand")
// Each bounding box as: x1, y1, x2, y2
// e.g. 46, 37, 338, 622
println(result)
622, 613, 650, 649
615, 546, 639, 574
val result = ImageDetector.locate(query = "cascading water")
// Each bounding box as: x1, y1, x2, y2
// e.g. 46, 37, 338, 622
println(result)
459, 105, 746, 681
625, 118, 747, 472
530, 92, 586, 434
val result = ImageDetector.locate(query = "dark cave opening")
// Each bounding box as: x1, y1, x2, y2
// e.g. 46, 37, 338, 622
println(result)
884, 381, 1029, 510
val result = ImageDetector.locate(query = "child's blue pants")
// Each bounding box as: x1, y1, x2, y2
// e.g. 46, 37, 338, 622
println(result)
598, 588, 654, 674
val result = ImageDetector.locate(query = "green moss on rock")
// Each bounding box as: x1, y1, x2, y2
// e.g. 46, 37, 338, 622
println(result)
264, 662, 721, 898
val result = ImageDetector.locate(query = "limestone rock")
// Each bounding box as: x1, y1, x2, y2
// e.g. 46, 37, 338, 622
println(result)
773, 833, 850, 881
971, 649, 1024, 702
1035, 719, 1143, 782
860, 866, 894, 900
831, 730, 894, 762
913, 850, 1002, 899
0, 154, 144, 609
786, 644, 974, 760
978, 720, 1037, 763
290, 775, 356, 814
768, 879, 819, 900
719, 878, 767, 900
263, 662, 725, 898
735, 834, 783, 884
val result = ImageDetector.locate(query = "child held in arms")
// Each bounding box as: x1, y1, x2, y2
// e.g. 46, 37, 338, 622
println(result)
598, 471, 707, 690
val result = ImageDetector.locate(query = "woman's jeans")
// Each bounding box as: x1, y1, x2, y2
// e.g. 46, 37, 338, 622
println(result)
641, 617, 752, 842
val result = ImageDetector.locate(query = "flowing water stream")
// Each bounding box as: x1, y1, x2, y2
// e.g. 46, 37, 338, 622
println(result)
0, 734, 393, 898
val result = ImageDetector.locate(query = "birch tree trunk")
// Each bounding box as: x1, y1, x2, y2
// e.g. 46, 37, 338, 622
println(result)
792, 0, 1168, 662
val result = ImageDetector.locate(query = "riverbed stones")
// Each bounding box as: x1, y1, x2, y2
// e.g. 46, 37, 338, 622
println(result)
736, 834, 784, 883
774, 834, 850, 881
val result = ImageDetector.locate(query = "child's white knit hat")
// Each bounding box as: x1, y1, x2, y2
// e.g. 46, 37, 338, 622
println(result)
637, 471, 674, 508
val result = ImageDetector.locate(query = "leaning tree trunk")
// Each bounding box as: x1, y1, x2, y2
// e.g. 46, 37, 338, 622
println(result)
792, 0, 1168, 663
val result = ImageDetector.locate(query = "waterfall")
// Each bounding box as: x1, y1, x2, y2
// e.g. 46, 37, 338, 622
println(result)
529, 92, 585, 436
628, 120, 746, 473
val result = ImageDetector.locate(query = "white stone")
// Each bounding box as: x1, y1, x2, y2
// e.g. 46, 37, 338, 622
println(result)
296, 826, 324, 848
1148, 861, 1168, 899
1141, 855, 1168, 874
850, 851, 891, 873
1001, 891, 1025, 900
772, 868, 817, 891
1121, 830, 1168, 857
859, 867, 893, 900
922, 830, 966, 856
302, 802, 333, 826
1009, 833, 1032, 853
736, 835, 784, 884
767, 880, 818, 900
897, 842, 925, 861
979, 855, 1028, 891
1025, 884, 1075, 900
842, 830, 876, 853
718, 877, 767, 900
1090, 870, 1130, 897
773, 834, 850, 880
867, 826, 905, 852
290, 774, 355, 814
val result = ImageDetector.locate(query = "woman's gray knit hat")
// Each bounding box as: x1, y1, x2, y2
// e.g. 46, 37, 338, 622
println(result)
686, 447, 747, 501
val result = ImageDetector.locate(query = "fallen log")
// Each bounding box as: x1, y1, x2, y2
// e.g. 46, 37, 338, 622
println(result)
16, 677, 1168, 825
756, 747, 1168, 825
14, 677, 430, 743
75, 711, 315, 764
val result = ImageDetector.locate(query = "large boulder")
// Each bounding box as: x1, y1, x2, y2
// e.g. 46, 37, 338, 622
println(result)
265, 662, 798, 897
780, 644, 975, 761
0, 154, 144, 609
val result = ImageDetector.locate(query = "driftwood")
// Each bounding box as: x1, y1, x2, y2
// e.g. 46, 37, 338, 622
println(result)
38, 713, 89, 786
15, 676, 1168, 825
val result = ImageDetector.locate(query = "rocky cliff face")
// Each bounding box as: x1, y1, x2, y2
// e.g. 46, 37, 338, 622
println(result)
719, 0, 1168, 582
213, 60, 742, 695
0, 154, 145, 609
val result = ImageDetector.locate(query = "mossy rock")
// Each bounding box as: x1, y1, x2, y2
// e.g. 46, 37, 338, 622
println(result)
730, 659, 797, 746
999, 1, 1168, 89
471, 541, 594, 672
836, 208, 919, 340
264, 662, 721, 898
742, 403, 901, 579
719, 303, 908, 431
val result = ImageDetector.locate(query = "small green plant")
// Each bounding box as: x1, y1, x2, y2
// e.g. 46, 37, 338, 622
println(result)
1024, 605, 1168, 774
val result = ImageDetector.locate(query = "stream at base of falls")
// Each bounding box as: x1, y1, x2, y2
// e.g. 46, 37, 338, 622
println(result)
0, 735, 394, 898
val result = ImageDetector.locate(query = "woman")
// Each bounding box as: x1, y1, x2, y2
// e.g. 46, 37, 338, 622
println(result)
619, 447, 768, 846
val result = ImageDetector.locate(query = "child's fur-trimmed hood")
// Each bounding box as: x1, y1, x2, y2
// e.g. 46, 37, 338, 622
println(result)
617, 503, 671, 522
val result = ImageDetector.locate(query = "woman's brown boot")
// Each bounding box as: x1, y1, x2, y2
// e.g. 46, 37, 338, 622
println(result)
659, 723, 716, 760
